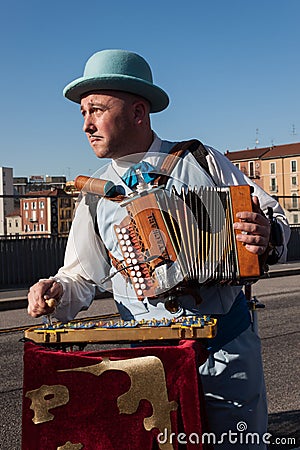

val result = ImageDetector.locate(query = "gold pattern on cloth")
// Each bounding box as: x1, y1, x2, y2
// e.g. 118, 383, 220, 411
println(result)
59, 356, 178, 450
25, 384, 69, 424
57, 442, 84, 450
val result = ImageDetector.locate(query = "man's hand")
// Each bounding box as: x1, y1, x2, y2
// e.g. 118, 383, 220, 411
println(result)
27, 279, 63, 318
233, 196, 271, 255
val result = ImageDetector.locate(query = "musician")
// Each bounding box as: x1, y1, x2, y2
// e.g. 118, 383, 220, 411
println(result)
27, 49, 290, 448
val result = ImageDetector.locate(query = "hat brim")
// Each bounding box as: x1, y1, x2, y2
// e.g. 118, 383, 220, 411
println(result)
63, 75, 169, 113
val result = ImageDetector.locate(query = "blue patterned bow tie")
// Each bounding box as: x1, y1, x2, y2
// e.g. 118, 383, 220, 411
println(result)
121, 161, 156, 188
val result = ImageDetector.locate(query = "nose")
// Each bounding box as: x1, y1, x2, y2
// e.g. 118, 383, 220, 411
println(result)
83, 114, 96, 134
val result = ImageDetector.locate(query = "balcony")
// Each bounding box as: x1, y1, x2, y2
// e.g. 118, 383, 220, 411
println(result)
240, 168, 260, 179
284, 202, 299, 211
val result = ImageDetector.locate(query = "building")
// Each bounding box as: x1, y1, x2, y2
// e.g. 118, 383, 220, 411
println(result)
20, 188, 75, 237
225, 142, 300, 224
0, 167, 14, 236
13, 175, 67, 193
5, 209, 22, 237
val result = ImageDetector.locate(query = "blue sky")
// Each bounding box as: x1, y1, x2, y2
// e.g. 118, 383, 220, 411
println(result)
0, 0, 299, 180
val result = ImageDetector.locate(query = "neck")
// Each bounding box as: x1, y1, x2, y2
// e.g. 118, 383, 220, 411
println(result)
114, 129, 154, 162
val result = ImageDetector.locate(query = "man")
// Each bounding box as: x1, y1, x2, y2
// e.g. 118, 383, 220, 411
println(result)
28, 49, 290, 448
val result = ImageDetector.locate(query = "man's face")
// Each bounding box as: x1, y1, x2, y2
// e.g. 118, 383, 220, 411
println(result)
80, 91, 140, 160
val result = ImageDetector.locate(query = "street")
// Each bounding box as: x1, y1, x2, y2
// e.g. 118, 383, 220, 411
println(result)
0, 275, 299, 449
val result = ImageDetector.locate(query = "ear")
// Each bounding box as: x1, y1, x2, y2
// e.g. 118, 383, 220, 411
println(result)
132, 99, 150, 125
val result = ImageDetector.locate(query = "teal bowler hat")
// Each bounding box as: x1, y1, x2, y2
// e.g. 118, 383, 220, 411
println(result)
63, 49, 169, 113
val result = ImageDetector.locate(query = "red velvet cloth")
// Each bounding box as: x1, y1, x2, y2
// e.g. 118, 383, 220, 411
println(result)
22, 340, 210, 450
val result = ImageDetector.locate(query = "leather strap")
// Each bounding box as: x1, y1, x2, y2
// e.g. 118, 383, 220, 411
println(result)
154, 139, 212, 186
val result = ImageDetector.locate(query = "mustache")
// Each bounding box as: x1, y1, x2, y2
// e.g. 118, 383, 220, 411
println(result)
88, 134, 102, 138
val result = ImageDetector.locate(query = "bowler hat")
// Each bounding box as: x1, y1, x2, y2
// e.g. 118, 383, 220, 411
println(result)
63, 49, 169, 113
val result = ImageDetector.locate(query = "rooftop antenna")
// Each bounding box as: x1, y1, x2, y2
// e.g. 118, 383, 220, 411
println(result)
255, 128, 260, 148
291, 124, 297, 138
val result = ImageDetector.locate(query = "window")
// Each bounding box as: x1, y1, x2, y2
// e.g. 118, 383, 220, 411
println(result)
293, 214, 298, 224
291, 160, 297, 173
32, 201, 37, 210
291, 176, 297, 186
248, 161, 254, 178
8, 221, 12, 228
270, 162, 276, 174
292, 194, 298, 209
24, 202, 29, 210
40, 210, 44, 219
235, 163, 240, 170
39, 201, 44, 209
25, 211, 28, 219
270, 178, 277, 192
15, 220, 18, 227
40, 224, 45, 232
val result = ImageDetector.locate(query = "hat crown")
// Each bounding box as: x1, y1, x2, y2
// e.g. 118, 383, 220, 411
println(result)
63, 49, 169, 112
83, 49, 153, 83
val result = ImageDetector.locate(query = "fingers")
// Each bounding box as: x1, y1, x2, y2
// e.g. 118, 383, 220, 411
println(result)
234, 197, 271, 255
27, 280, 63, 318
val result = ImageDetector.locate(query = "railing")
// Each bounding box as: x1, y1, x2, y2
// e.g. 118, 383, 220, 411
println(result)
1, 193, 300, 289
0, 236, 68, 288
0, 227, 299, 289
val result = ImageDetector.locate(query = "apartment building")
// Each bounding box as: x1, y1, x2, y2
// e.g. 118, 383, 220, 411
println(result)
13, 175, 67, 194
6, 209, 22, 237
225, 142, 300, 224
0, 167, 14, 235
20, 188, 75, 237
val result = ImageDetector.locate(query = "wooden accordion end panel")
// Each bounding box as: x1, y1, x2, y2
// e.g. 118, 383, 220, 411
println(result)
114, 185, 261, 301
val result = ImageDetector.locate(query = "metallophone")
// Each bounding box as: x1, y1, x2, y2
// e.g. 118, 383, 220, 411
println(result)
25, 174, 262, 346
24, 316, 217, 345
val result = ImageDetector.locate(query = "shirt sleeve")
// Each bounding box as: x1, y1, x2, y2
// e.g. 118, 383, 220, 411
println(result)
52, 195, 111, 322
205, 146, 291, 262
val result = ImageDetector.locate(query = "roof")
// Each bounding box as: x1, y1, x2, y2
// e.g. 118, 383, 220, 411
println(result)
23, 188, 69, 197
6, 209, 21, 217
225, 148, 270, 161
225, 142, 300, 162
261, 142, 300, 159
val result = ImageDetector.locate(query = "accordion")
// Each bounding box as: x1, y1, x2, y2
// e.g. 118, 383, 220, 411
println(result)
114, 184, 261, 301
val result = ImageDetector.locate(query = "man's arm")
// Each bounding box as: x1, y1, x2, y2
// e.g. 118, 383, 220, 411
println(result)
27, 196, 111, 323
